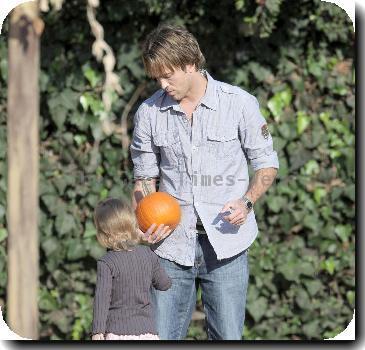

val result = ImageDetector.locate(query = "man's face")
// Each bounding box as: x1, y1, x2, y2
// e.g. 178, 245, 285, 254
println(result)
154, 65, 195, 101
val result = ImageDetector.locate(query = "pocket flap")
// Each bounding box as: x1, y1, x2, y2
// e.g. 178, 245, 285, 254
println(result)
207, 131, 237, 142
153, 132, 179, 147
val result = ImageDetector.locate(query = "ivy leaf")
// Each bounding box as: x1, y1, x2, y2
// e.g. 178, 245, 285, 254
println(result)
249, 62, 272, 82
83, 66, 100, 88
67, 240, 87, 260
335, 225, 352, 243
268, 95, 283, 121
314, 187, 327, 204
39, 289, 59, 311
321, 258, 337, 275
235, 0, 245, 10
0, 57, 8, 81
265, 0, 282, 14
41, 194, 59, 214
297, 111, 311, 135
268, 88, 292, 121
297, 261, 316, 277
304, 280, 323, 296
247, 297, 268, 322
89, 243, 106, 260
308, 61, 322, 77
53, 177, 68, 195
346, 291, 355, 308
303, 160, 320, 176
55, 213, 76, 236
0, 228, 7, 243
295, 289, 311, 309
42, 237, 59, 256
278, 261, 300, 282
266, 196, 287, 213
79, 95, 88, 111
50, 105, 67, 130
303, 320, 320, 338
59, 89, 79, 111
83, 221, 96, 238
48, 310, 70, 334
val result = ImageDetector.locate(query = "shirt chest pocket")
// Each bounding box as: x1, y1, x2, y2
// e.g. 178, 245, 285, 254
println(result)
206, 131, 239, 159
153, 132, 182, 167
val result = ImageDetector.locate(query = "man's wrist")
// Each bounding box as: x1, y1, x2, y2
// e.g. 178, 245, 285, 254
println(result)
241, 195, 254, 212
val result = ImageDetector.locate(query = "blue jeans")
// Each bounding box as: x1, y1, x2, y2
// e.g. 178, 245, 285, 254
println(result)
152, 235, 249, 340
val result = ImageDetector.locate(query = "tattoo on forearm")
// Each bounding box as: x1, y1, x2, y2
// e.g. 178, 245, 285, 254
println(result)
246, 168, 277, 203
141, 178, 153, 196
260, 174, 276, 187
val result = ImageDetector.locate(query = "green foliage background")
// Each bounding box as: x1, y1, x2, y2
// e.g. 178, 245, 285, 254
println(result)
0, 0, 354, 340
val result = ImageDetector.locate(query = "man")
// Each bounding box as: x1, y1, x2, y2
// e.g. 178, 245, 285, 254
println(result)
130, 24, 279, 340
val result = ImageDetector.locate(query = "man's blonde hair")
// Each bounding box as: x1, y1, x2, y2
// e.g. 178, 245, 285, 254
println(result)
93, 198, 140, 251
142, 24, 206, 78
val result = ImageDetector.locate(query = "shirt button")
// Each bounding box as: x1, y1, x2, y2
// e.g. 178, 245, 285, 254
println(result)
192, 146, 198, 151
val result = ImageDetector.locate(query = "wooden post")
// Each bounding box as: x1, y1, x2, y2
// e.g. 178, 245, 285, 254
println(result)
7, 2, 42, 339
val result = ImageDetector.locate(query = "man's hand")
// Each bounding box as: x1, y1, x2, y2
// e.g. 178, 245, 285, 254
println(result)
91, 333, 104, 340
220, 199, 249, 226
138, 223, 173, 244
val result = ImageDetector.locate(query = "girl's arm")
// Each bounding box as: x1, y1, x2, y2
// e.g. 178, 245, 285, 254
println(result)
92, 260, 113, 337
151, 254, 172, 291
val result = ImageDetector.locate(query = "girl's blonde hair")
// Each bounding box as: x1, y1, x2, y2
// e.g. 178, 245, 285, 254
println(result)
93, 198, 140, 251
142, 24, 206, 78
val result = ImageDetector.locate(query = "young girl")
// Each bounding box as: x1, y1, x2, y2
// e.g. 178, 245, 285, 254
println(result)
91, 198, 172, 340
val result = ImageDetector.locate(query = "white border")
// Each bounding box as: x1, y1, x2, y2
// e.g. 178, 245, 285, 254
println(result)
0, 0, 357, 344
0, 0, 35, 34
322, 0, 355, 30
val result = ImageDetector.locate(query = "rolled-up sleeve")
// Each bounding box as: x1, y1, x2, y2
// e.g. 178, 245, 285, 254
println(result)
239, 95, 279, 171
130, 104, 160, 179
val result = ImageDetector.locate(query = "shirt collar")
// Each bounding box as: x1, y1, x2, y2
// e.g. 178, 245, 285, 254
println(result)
199, 70, 217, 111
160, 92, 181, 112
159, 70, 217, 112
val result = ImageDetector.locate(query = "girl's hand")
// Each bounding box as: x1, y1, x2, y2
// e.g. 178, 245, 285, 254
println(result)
91, 333, 104, 340
138, 223, 172, 244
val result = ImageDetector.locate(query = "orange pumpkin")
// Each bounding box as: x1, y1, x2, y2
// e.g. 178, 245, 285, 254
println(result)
136, 192, 181, 233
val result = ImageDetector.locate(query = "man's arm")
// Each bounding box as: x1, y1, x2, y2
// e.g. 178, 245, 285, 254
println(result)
132, 178, 158, 211
244, 167, 278, 204
130, 104, 160, 210
130, 106, 172, 241
221, 94, 280, 225
221, 168, 277, 225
